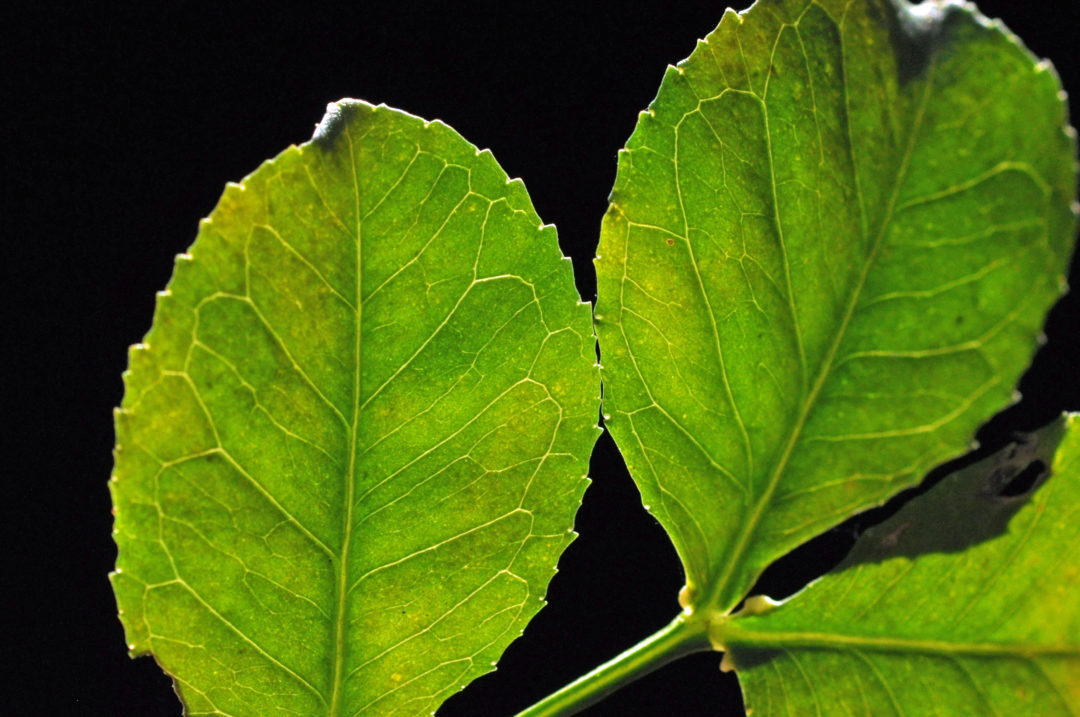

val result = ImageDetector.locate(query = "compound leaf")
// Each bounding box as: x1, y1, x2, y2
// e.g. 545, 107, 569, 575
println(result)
594, 0, 1076, 613
110, 100, 599, 716
722, 414, 1080, 715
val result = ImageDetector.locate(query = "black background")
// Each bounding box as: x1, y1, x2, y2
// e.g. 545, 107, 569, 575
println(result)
8, 1, 1078, 715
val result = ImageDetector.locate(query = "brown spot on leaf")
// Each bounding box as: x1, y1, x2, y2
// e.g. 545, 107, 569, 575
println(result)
880, 521, 911, 548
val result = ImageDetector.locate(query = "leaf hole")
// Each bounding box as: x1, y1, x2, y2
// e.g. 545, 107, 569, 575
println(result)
998, 459, 1046, 498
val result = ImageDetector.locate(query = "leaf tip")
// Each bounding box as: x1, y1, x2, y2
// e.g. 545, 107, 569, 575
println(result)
311, 98, 375, 146
888, 0, 964, 83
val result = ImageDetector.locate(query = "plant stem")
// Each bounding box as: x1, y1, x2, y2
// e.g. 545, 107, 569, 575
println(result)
514, 612, 713, 717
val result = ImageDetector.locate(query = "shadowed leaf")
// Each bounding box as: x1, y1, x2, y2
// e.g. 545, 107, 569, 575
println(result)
723, 415, 1080, 715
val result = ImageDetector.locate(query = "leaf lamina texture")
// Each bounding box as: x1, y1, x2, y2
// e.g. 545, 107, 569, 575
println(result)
594, 0, 1076, 612
111, 101, 599, 716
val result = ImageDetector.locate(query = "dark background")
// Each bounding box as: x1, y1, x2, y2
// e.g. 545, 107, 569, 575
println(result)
8, 1, 1078, 714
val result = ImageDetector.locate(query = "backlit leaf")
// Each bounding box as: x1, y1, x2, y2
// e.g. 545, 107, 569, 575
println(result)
594, 0, 1076, 613
110, 100, 599, 716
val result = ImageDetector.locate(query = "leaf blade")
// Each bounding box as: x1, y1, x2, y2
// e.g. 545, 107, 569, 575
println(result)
111, 100, 600, 716
594, 0, 1076, 611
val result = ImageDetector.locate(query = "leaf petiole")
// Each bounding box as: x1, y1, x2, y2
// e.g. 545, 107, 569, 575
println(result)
515, 612, 714, 717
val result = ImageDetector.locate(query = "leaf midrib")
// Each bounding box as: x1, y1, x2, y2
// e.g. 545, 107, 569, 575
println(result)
701, 25, 940, 612
724, 625, 1080, 659
328, 127, 364, 717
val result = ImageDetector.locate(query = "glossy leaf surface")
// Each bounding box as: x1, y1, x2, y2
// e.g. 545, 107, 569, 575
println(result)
110, 101, 599, 716
594, 0, 1076, 612
724, 414, 1080, 715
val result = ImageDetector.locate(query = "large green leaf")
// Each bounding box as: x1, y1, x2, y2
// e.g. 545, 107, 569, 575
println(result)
719, 414, 1080, 714
110, 100, 599, 716
594, 0, 1076, 613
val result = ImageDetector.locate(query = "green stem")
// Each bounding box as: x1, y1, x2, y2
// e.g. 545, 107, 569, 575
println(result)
514, 612, 713, 717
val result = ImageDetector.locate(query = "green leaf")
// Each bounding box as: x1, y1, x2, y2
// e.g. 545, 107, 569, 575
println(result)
720, 414, 1080, 714
594, 0, 1076, 613
110, 100, 599, 716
